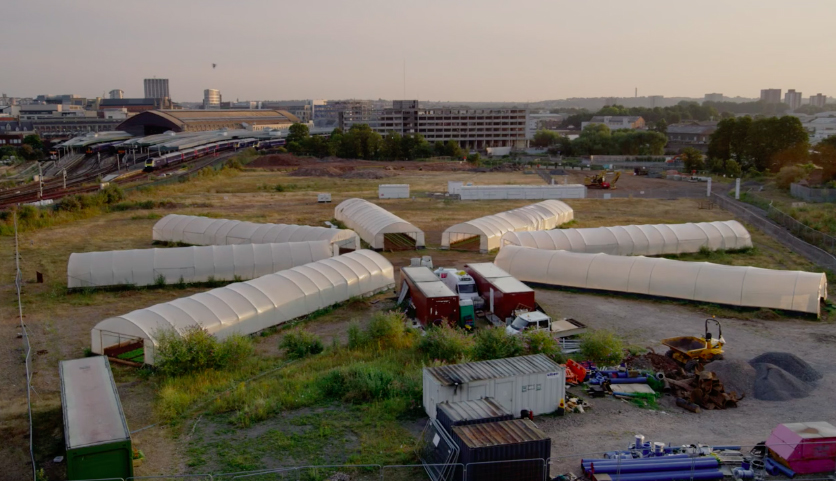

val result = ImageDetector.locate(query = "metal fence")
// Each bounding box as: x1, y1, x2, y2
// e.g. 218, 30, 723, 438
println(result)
13, 213, 36, 481
767, 204, 836, 257
791, 183, 836, 203
712, 193, 836, 271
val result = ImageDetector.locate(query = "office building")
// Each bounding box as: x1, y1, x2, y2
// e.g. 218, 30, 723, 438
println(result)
261, 100, 315, 122
760, 89, 782, 104
340, 100, 528, 150
581, 116, 646, 131
526, 113, 565, 139
704, 93, 723, 102
785, 89, 802, 110
144, 78, 170, 100
810, 94, 827, 109
315, 100, 373, 127
203, 89, 221, 109
649, 95, 664, 108
109, 89, 124, 100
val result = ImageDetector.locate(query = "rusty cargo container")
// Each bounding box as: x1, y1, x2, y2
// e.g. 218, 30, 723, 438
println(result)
400, 266, 459, 327
452, 418, 551, 481
465, 263, 536, 321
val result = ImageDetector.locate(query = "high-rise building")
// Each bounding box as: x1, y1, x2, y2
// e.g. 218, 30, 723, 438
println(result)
810, 94, 828, 108
784, 89, 802, 110
704, 93, 723, 102
203, 89, 221, 109
144, 78, 170, 100
649, 95, 664, 108
109, 89, 124, 99
760, 89, 782, 104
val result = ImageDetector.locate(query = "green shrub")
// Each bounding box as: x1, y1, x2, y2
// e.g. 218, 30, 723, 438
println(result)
472, 326, 523, 361
321, 364, 396, 404
100, 184, 125, 204
56, 195, 82, 212
347, 322, 364, 349
418, 324, 473, 363
522, 330, 564, 362
274, 184, 285, 192
216, 333, 254, 368
280, 329, 324, 359
579, 329, 624, 366
155, 327, 253, 376
364, 311, 415, 350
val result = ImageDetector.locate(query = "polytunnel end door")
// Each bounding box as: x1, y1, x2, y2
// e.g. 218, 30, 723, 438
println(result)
102, 337, 145, 365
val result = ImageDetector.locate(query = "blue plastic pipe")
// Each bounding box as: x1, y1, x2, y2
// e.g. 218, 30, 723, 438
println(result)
585, 458, 719, 474
593, 469, 724, 481
582, 454, 692, 465
711, 445, 741, 451
764, 458, 795, 479
609, 377, 649, 384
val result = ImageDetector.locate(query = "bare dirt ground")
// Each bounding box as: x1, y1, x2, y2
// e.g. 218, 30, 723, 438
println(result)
0, 166, 832, 479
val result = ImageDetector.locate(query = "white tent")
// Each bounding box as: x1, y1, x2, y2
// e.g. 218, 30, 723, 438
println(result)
500, 220, 752, 255
68, 241, 333, 288
459, 185, 587, 200
152, 214, 360, 251
91, 250, 395, 365
494, 246, 828, 316
441, 200, 574, 253
335, 198, 425, 250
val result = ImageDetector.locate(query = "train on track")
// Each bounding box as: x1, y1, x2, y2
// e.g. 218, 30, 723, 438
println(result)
143, 137, 286, 172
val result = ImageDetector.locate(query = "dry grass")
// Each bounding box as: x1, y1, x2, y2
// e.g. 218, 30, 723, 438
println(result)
1, 166, 831, 479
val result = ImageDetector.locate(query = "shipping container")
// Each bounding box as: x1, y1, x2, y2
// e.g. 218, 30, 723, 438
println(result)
448, 181, 464, 195
400, 266, 460, 327
465, 263, 536, 321
378, 183, 410, 199
423, 354, 565, 419
60, 356, 133, 481
452, 419, 551, 481
436, 398, 514, 435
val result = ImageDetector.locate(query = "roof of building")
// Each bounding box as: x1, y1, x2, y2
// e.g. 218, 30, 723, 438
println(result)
437, 398, 511, 423
589, 116, 643, 122
117, 109, 300, 135
424, 354, 563, 386
452, 419, 549, 448
667, 123, 718, 135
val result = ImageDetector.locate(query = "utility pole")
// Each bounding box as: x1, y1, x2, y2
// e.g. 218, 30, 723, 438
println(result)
38, 163, 43, 199
63, 169, 66, 190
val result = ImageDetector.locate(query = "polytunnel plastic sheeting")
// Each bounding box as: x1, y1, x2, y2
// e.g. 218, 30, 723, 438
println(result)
494, 246, 828, 316
441, 200, 574, 252
151, 214, 360, 250
90, 250, 395, 364
499, 220, 753, 255
67, 241, 333, 288
334, 198, 425, 249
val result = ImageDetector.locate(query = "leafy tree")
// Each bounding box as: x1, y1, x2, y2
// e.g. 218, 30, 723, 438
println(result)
286, 141, 304, 155
812, 136, 836, 183
681, 147, 705, 173
0, 146, 15, 159
707, 118, 734, 162
561, 111, 594, 128
23, 134, 43, 150
304, 135, 334, 158
725, 159, 742, 178
654, 118, 668, 134
466, 153, 481, 166
286, 123, 310, 144
19, 144, 42, 160
531, 130, 561, 148
442, 140, 464, 159
380, 131, 403, 160
337, 124, 382, 160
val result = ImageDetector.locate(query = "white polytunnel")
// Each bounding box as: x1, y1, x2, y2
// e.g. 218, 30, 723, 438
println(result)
152, 214, 360, 251
441, 200, 574, 253
91, 250, 395, 365
494, 246, 828, 317
500, 220, 753, 255
334, 198, 425, 250
68, 241, 333, 288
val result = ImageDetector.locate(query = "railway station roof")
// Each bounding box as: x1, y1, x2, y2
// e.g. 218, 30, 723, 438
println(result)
117, 109, 300, 136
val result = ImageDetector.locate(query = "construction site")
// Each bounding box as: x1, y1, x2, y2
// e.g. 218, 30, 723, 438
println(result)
1, 150, 834, 481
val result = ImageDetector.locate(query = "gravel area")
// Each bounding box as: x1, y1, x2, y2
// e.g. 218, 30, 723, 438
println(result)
704, 360, 757, 398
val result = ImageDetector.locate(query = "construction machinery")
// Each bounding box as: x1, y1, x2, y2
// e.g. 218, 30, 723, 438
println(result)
662, 318, 725, 370
584, 171, 621, 189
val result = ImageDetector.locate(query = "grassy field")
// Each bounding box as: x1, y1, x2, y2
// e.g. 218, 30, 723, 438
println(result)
1, 162, 832, 480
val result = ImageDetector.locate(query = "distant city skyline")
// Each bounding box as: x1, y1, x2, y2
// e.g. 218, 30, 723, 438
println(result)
2, 0, 835, 103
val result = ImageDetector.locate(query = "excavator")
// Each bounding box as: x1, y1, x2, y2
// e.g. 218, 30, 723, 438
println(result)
584, 171, 621, 189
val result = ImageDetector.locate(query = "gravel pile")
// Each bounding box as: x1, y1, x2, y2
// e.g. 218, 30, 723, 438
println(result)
749, 352, 822, 382
703, 360, 756, 398
752, 363, 813, 401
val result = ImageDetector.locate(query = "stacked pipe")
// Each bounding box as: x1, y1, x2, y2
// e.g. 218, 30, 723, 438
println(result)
581, 455, 723, 481
667, 370, 740, 410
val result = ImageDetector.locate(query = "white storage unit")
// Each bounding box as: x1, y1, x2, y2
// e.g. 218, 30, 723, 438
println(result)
152, 214, 360, 251
500, 220, 753, 255
448, 181, 464, 195
460, 184, 587, 200
335, 198, 425, 250
441, 200, 574, 253
91, 250, 395, 365
67, 241, 332, 288
495, 246, 829, 317
422, 354, 565, 419
317, 193, 332, 203
378, 184, 410, 199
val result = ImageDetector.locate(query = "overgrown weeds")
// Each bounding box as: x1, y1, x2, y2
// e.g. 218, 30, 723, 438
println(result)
579, 329, 624, 365
280, 329, 324, 359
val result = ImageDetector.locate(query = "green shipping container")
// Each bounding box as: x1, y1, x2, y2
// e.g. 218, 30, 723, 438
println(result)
60, 356, 134, 480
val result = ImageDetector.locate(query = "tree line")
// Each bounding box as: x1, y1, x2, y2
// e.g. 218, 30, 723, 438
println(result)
531, 125, 667, 157
285, 123, 474, 161
0, 134, 47, 161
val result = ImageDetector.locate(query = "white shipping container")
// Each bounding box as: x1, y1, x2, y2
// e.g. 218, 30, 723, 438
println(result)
422, 354, 565, 419
317, 193, 332, 203
378, 184, 410, 199
448, 181, 464, 195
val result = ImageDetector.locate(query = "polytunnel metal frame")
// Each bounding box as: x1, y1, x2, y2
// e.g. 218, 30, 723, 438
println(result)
90, 250, 395, 365
441, 200, 574, 253
334, 198, 425, 250
67, 241, 333, 289
494, 246, 828, 316
152, 214, 360, 251
499, 220, 753, 255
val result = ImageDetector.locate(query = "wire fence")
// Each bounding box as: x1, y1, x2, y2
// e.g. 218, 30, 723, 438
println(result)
68, 440, 836, 481
14, 212, 37, 481
766, 205, 836, 257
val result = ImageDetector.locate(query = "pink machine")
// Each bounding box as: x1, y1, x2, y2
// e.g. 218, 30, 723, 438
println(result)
766, 422, 836, 474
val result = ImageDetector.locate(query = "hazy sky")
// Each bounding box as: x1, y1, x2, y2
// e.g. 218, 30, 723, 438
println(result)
2, 0, 835, 102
